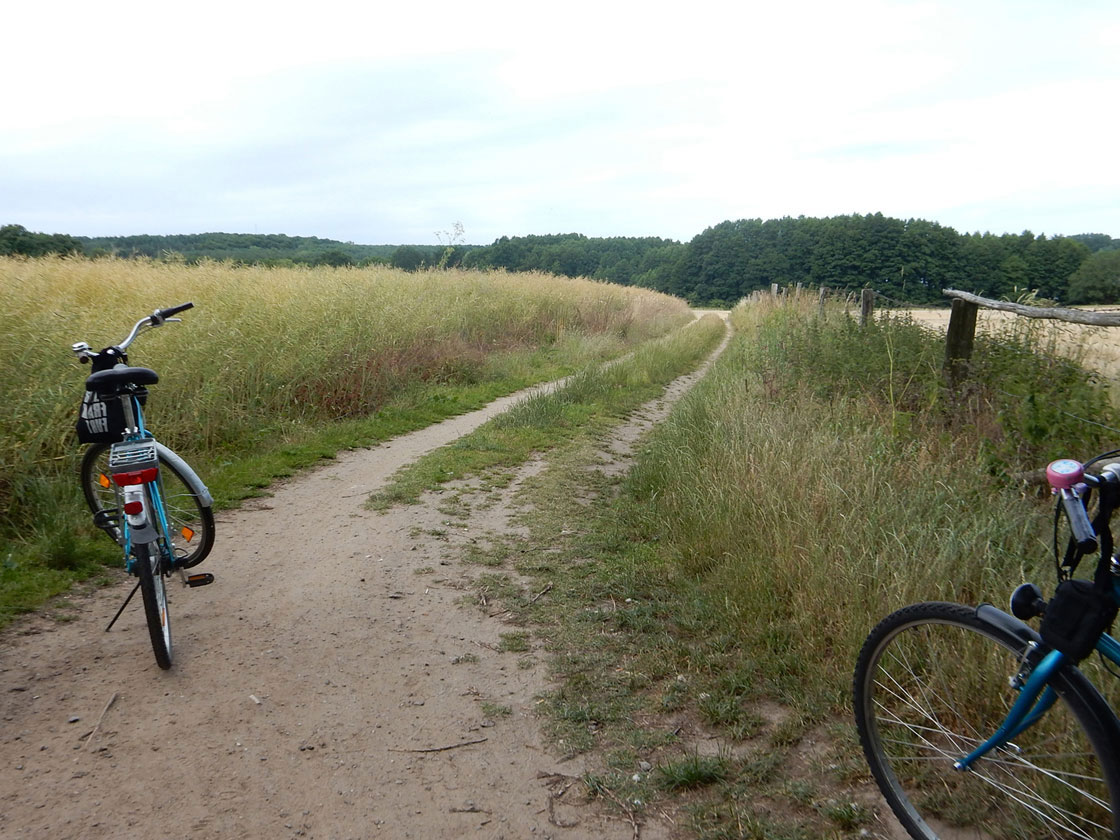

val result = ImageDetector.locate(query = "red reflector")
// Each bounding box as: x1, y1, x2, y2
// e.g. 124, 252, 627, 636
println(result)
123, 500, 144, 515
112, 468, 158, 486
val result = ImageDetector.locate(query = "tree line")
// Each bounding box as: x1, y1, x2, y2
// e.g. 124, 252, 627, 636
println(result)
5, 218, 1119, 305
1, 225, 477, 271
79, 231, 405, 267
461, 217, 1120, 306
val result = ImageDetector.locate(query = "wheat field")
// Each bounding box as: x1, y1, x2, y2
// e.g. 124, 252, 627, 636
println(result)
0, 256, 692, 540
901, 306, 1120, 383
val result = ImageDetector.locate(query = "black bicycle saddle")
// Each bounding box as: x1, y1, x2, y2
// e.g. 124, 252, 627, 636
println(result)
85, 366, 159, 391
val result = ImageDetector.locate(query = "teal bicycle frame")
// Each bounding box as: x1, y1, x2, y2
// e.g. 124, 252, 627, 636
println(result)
112, 392, 175, 575
957, 581, 1120, 771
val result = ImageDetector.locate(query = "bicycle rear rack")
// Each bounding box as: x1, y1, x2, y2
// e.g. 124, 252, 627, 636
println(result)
108, 440, 159, 473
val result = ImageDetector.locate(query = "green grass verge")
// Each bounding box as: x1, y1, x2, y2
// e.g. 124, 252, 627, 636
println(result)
367, 315, 727, 509
436, 292, 1119, 838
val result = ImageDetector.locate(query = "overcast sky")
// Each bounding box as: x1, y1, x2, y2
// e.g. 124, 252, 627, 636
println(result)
4, 0, 1118, 246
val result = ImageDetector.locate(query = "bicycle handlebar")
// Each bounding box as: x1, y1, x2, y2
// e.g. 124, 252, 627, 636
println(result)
72, 303, 195, 363
1045, 458, 1120, 555
157, 302, 193, 319
121, 302, 194, 347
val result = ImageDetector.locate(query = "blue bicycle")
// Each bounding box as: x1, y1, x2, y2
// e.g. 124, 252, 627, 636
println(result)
854, 453, 1120, 839
74, 303, 215, 669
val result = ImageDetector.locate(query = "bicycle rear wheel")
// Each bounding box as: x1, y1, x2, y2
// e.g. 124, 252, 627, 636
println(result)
853, 601, 1120, 840
134, 540, 172, 669
81, 442, 215, 568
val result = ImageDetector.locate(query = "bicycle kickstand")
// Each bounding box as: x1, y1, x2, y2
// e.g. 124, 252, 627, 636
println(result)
105, 582, 140, 632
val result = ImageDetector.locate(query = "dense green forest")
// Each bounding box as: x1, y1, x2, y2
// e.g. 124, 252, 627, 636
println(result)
5, 217, 1119, 305
461, 218, 1120, 306
460, 233, 680, 288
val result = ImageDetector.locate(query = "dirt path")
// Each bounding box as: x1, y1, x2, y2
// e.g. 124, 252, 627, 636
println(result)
0, 322, 730, 840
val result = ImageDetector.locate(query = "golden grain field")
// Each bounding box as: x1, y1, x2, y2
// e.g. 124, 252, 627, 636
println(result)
1, 256, 692, 535
902, 306, 1120, 384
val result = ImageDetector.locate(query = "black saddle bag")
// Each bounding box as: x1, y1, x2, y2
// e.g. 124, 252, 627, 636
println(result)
75, 389, 144, 444
1040, 578, 1118, 662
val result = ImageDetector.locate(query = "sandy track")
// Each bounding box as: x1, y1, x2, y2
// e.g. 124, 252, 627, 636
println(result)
0, 323, 729, 840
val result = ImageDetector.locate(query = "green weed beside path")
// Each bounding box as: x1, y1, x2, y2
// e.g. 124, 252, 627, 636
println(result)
367, 314, 727, 508
454, 291, 1116, 838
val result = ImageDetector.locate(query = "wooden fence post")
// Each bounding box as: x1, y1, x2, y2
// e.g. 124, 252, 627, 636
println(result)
944, 297, 979, 389
859, 288, 874, 327
771, 283, 779, 297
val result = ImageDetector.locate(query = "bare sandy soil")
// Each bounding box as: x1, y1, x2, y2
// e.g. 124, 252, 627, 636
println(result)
1, 325, 731, 840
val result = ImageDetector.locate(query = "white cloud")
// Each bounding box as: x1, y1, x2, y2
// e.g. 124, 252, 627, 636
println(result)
3, 0, 1119, 242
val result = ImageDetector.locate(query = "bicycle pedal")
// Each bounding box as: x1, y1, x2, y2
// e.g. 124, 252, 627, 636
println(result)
185, 573, 214, 588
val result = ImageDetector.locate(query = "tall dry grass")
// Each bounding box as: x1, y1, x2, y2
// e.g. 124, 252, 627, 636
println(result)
615, 289, 1115, 712
1, 256, 691, 543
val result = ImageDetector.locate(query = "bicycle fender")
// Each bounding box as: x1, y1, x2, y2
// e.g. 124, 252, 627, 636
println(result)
976, 603, 1120, 749
975, 603, 1042, 647
154, 442, 214, 507
123, 487, 160, 544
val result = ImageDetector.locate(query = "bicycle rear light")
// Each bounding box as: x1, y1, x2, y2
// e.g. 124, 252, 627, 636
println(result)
123, 500, 145, 515
112, 467, 158, 486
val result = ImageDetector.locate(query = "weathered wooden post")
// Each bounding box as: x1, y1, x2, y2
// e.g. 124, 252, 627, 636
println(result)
943, 296, 979, 389
859, 288, 874, 327
818, 285, 826, 313
771, 283, 779, 297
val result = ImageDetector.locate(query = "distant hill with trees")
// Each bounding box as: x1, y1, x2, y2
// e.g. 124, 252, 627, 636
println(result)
75, 232, 405, 267
70, 231, 477, 271
0, 224, 82, 257
461, 233, 679, 289
5, 217, 1118, 305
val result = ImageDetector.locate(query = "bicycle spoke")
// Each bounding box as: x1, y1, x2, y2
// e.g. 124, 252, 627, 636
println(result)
854, 603, 1117, 840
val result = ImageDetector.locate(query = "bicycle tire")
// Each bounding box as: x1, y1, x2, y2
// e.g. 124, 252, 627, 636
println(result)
853, 601, 1120, 840
134, 539, 172, 670
81, 442, 215, 568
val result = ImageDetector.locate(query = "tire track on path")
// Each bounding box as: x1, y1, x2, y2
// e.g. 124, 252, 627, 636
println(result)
0, 315, 730, 840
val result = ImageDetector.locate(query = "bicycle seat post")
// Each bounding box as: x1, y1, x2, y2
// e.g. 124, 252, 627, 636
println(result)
120, 392, 139, 438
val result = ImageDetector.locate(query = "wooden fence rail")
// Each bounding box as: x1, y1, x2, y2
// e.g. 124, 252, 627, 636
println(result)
942, 289, 1120, 327
940, 289, 1120, 391
851, 287, 1120, 392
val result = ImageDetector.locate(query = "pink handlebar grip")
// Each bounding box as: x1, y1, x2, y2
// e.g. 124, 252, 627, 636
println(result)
1046, 459, 1085, 491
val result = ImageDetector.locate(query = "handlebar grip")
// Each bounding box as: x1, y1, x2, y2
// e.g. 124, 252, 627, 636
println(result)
158, 302, 194, 318
1060, 488, 1098, 554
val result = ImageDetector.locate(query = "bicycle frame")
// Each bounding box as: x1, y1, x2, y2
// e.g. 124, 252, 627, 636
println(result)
956, 585, 1120, 771
109, 392, 175, 574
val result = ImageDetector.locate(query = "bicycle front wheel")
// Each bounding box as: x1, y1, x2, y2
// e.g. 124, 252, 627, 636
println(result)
134, 540, 172, 669
853, 601, 1120, 840
81, 442, 215, 568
